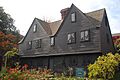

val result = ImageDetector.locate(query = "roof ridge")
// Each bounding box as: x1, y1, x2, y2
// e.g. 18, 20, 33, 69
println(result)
49, 20, 62, 23
36, 18, 49, 24
85, 8, 105, 14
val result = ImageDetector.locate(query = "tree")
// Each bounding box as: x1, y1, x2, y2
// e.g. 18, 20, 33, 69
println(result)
0, 6, 22, 70
0, 7, 16, 34
0, 7, 22, 55
88, 53, 120, 79
0, 31, 17, 54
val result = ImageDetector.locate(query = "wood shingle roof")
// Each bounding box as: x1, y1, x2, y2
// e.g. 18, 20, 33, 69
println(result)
19, 4, 105, 44
36, 8, 105, 36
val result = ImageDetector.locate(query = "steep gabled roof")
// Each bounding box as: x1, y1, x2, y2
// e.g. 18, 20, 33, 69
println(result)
19, 4, 106, 44
36, 18, 63, 36
49, 20, 63, 36
85, 8, 105, 22
36, 18, 52, 35
19, 18, 63, 44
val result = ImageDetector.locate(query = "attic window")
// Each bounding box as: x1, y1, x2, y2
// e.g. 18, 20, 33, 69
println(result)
80, 30, 90, 42
27, 41, 32, 50
33, 24, 37, 32
71, 12, 76, 22
35, 39, 41, 48
67, 32, 76, 44
50, 37, 55, 46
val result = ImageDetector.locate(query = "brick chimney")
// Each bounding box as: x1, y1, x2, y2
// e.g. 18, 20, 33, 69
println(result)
60, 8, 69, 20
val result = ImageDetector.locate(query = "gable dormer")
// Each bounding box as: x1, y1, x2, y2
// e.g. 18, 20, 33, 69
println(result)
19, 18, 50, 44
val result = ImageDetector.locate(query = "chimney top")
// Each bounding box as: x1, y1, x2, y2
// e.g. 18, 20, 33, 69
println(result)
60, 8, 69, 20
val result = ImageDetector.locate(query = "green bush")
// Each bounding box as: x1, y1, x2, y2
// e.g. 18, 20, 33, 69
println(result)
88, 53, 120, 80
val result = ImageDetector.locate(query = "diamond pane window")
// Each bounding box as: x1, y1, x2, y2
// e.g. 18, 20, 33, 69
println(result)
67, 32, 76, 44
80, 30, 90, 42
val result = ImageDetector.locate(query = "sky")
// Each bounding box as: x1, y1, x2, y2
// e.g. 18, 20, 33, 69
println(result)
0, 0, 120, 35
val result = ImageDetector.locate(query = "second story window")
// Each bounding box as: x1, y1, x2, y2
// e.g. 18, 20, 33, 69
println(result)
67, 32, 76, 44
35, 39, 41, 48
80, 30, 90, 42
50, 37, 55, 46
27, 41, 32, 50
71, 12, 76, 22
33, 24, 37, 32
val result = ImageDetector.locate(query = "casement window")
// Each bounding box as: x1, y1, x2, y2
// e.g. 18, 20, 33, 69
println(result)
67, 32, 76, 44
33, 24, 37, 32
71, 12, 76, 22
80, 30, 90, 41
50, 37, 55, 46
27, 41, 32, 50
35, 39, 41, 48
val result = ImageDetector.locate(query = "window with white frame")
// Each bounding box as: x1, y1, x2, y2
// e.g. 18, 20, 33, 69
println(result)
50, 37, 55, 46
67, 32, 76, 44
33, 24, 37, 32
71, 12, 76, 22
35, 39, 41, 48
27, 41, 32, 49
80, 30, 89, 41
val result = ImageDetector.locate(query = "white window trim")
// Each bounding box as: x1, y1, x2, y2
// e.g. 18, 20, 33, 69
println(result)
33, 24, 37, 32
67, 32, 76, 44
80, 30, 90, 42
50, 37, 55, 46
71, 12, 76, 22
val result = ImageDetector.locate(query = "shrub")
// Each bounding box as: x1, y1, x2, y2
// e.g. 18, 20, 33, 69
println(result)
88, 53, 120, 80
0, 64, 83, 80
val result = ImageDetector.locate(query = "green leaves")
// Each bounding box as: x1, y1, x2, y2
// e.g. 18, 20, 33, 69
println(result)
0, 7, 15, 34
88, 53, 120, 79
4, 48, 18, 58
4, 48, 18, 67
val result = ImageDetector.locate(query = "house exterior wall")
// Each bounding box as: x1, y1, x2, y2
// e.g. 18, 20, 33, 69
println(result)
100, 12, 115, 54
52, 5, 101, 54
20, 53, 101, 73
19, 4, 115, 74
19, 19, 51, 56
19, 5, 102, 56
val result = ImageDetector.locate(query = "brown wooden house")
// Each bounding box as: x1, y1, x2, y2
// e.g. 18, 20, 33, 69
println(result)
19, 4, 115, 74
